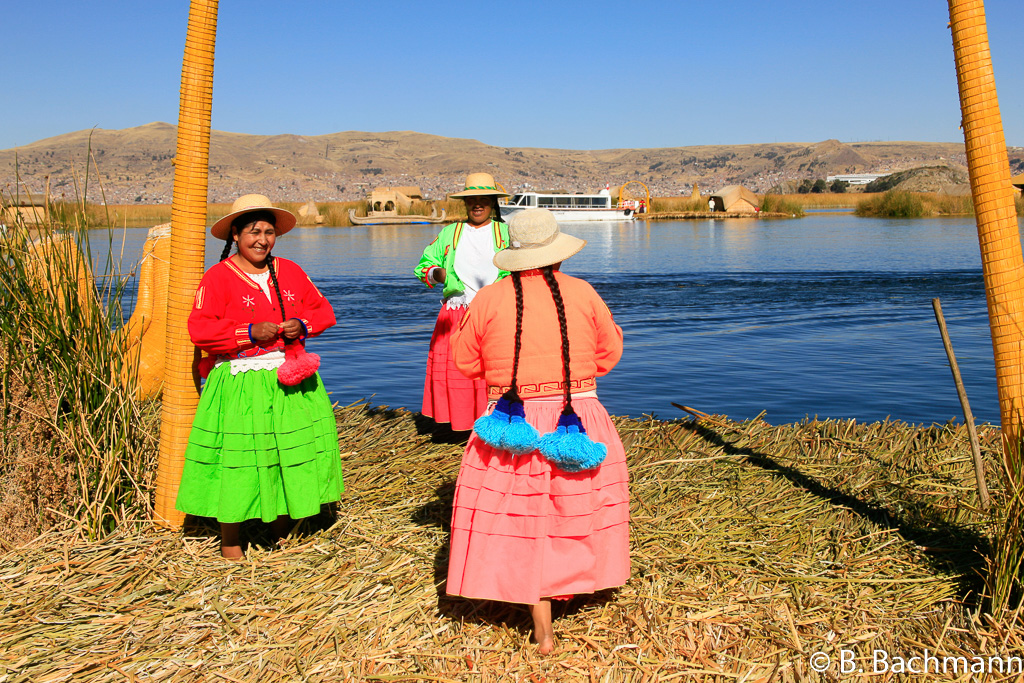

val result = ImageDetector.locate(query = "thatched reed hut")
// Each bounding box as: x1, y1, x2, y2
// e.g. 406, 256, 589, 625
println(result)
708, 185, 759, 213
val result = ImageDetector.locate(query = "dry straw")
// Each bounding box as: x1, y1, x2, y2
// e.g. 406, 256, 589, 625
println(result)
2, 402, 1021, 680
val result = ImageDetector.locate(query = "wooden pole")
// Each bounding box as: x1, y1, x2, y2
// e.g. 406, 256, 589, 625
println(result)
932, 298, 991, 510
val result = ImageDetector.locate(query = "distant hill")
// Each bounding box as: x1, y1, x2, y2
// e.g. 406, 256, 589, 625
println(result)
861, 165, 972, 194
2, 122, 1013, 205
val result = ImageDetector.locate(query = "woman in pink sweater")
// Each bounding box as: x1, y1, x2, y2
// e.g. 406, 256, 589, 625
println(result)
447, 209, 630, 654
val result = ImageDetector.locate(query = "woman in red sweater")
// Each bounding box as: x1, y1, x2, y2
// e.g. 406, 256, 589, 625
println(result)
447, 208, 630, 654
175, 194, 343, 559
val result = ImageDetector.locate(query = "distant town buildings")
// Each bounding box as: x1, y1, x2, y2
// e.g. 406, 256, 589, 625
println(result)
826, 173, 889, 185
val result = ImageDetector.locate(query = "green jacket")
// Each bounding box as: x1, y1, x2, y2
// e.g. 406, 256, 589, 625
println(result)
414, 221, 511, 300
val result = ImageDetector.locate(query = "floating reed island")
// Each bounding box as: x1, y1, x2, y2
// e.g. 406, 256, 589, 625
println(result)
2, 401, 1023, 681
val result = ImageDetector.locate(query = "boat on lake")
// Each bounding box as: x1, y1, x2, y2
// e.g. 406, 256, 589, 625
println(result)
500, 187, 635, 222
348, 206, 447, 225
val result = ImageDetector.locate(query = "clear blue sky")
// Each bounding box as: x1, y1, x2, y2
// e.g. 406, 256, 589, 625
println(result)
2, 1, 1022, 151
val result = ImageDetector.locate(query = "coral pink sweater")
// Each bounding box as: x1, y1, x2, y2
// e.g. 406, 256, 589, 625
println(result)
451, 270, 623, 399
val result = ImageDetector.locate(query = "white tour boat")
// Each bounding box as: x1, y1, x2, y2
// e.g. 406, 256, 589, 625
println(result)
500, 187, 635, 222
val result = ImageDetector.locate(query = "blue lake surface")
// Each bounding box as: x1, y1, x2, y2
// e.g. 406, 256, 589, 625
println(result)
97, 213, 1022, 425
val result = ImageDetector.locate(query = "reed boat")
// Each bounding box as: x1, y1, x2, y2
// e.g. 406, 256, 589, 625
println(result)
348, 206, 447, 225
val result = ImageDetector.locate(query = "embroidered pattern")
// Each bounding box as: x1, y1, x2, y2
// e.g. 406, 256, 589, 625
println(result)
284, 289, 296, 302
306, 275, 323, 298
487, 377, 597, 400
224, 258, 262, 290
194, 286, 205, 310
243, 295, 255, 307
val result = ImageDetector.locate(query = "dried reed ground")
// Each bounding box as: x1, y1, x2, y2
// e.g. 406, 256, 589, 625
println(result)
1, 402, 1022, 682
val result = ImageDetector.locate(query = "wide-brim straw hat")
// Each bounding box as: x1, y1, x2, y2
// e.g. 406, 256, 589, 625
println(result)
448, 172, 510, 199
210, 194, 296, 240
493, 208, 586, 272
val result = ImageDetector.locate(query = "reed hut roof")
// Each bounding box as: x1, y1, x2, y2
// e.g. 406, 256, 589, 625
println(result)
1012, 173, 1024, 190
710, 185, 759, 211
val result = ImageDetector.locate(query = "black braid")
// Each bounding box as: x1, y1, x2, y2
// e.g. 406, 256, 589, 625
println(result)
542, 266, 573, 411
266, 254, 287, 323
491, 196, 504, 223
507, 271, 524, 401
219, 236, 234, 261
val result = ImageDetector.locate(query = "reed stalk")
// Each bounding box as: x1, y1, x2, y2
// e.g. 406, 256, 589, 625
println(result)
649, 196, 708, 213
854, 190, 928, 218
759, 194, 805, 216
0, 184, 157, 548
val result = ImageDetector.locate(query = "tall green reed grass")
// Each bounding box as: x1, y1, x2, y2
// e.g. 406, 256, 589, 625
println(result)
855, 191, 928, 218
0, 158, 156, 547
759, 194, 805, 217
649, 196, 708, 213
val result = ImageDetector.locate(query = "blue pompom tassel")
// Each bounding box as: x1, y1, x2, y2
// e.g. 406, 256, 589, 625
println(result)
473, 396, 513, 449
500, 400, 539, 454
538, 410, 607, 472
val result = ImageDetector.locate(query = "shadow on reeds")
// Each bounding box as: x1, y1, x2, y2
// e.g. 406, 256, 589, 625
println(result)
181, 504, 339, 555
685, 419, 990, 601
409, 411, 472, 444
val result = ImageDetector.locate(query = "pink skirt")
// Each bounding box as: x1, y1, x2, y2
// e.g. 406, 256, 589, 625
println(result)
446, 396, 630, 604
422, 306, 488, 431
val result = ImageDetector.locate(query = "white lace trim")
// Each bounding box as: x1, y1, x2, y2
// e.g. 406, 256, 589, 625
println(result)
443, 296, 470, 310
215, 350, 286, 375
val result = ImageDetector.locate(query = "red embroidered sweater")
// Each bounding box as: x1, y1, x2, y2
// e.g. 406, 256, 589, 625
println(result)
188, 257, 335, 359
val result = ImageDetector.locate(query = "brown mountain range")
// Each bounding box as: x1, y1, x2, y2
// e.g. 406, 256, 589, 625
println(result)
4, 122, 1018, 205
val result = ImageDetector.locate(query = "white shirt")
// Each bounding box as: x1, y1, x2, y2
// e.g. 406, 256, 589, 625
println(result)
445, 221, 500, 308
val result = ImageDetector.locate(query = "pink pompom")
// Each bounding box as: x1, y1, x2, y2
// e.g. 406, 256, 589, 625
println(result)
278, 342, 320, 386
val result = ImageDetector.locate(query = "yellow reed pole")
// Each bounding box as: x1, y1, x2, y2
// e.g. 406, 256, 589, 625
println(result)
948, 0, 1024, 462
154, 0, 219, 527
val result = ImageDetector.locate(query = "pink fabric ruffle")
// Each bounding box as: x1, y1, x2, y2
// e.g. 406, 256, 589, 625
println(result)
446, 396, 630, 604
422, 306, 488, 431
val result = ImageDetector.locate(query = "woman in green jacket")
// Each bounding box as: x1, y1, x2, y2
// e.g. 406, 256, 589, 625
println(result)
415, 172, 510, 432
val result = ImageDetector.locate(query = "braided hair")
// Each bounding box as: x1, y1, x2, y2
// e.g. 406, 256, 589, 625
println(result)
266, 254, 287, 324
540, 266, 575, 415
507, 266, 574, 413
506, 272, 526, 402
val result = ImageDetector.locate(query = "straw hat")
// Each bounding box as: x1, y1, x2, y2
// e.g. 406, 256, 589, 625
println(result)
448, 172, 510, 199
493, 209, 586, 272
211, 194, 296, 240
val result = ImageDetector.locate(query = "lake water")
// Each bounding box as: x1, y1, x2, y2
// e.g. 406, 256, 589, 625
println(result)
97, 213, 1022, 426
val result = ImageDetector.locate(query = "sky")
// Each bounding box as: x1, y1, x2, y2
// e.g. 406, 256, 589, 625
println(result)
2, 1, 1022, 152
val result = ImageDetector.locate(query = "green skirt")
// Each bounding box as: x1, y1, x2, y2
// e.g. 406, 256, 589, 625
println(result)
175, 362, 344, 523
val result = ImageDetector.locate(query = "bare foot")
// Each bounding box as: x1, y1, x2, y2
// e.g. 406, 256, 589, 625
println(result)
221, 544, 245, 560
220, 522, 244, 560
270, 515, 293, 545
529, 599, 555, 655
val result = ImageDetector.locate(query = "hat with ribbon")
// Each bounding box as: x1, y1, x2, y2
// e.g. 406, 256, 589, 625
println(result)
211, 194, 297, 240
493, 208, 586, 272
448, 172, 511, 199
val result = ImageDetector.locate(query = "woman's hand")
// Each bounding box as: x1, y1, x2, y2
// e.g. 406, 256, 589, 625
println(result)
250, 321, 280, 342
278, 319, 305, 340
431, 267, 446, 284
